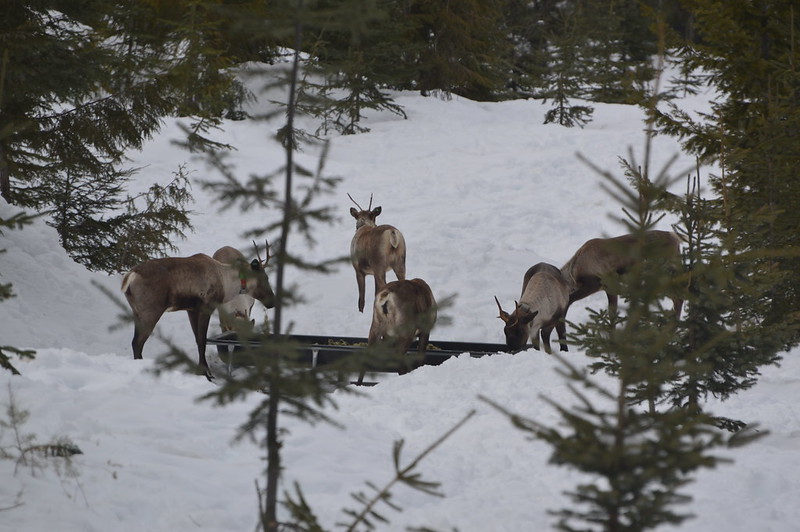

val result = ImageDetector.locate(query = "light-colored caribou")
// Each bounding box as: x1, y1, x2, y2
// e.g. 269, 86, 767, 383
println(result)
361, 278, 437, 385
212, 246, 256, 332
349, 193, 406, 313
560, 230, 683, 318
495, 262, 570, 353
121, 243, 275, 375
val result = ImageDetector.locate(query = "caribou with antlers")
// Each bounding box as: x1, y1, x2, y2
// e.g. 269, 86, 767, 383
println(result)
121, 242, 275, 375
348, 193, 407, 312
495, 262, 570, 353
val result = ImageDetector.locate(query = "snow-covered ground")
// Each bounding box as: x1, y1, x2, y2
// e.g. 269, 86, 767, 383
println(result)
1, 69, 798, 532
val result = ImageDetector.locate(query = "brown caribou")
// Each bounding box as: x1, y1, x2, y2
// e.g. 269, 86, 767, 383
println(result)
495, 262, 570, 353
349, 193, 406, 312
212, 246, 256, 332
361, 278, 437, 385
121, 243, 275, 375
560, 230, 683, 318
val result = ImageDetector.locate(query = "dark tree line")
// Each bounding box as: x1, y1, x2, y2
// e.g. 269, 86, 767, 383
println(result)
0, 0, 694, 273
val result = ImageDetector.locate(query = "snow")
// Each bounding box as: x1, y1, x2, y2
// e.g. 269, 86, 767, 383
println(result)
1, 71, 798, 532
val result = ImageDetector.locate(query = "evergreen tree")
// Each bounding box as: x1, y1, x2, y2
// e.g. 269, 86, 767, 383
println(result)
580, 0, 656, 105
0, 209, 35, 374
656, 0, 800, 342
0, 1, 262, 271
660, 171, 787, 430
539, 5, 595, 127
306, 0, 412, 135
505, 0, 677, 123
502, 0, 559, 97
403, 0, 509, 100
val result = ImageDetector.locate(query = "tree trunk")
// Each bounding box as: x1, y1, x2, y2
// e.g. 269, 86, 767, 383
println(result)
0, 146, 11, 203
261, 4, 303, 530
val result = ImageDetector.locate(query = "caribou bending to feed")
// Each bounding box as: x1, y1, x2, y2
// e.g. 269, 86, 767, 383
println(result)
495, 262, 570, 353
121, 243, 275, 375
349, 193, 406, 312
560, 230, 683, 318
212, 246, 256, 332
362, 278, 437, 385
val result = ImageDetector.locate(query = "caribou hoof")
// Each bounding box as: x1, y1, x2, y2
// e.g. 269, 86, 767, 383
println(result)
197, 366, 215, 381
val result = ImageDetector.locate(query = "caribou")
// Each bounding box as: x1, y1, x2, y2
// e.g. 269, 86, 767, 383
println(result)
121, 243, 275, 375
212, 246, 256, 332
560, 230, 683, 318
495, 262, 570, 353
348, 193, 407, 313
361, 278, 437, 385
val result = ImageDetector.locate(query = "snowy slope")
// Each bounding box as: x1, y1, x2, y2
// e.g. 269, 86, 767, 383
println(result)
0, 73, 798, 532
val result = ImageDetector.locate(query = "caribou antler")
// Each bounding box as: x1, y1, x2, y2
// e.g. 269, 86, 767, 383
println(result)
347, 193, 363, 210
252, 239, 272, 266
347, 193, 374, 211
264, 239, 272, 265
494, 296, 509, 322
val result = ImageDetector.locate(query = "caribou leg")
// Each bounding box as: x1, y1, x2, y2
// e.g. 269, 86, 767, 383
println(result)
607, 293, 619, 316
187, 309, 213, 372
374, 270, 388, 297
412, 330, 431, 371
556, 320, 569, 352
394, 260, 406, 282
131, 326, 148, 360
540, 327, 554, 354
131, 312, 160, 360
531, 330, 541, 351
356, 271, 367, 313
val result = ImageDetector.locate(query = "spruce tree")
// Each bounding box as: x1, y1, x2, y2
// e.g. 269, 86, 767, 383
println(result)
659, 171, 787, 430
656, 0, 800, 343
0, 1, 258, 271
403, 0, 509, 100
580, 0, 656, 105
305, 0, 412, 135
539, 5, 595, 127
505, 0, 667, 123
502, 0, 560, 97
0, 209, 35, 374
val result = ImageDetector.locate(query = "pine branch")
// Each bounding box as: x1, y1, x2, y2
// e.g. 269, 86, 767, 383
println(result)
341, 410, 476, 532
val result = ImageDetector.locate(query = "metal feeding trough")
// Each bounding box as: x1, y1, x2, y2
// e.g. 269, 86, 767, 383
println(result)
207, 331, 509, 381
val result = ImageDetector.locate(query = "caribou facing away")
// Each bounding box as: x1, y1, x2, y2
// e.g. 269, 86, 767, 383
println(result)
212, 246, 256, 332
349, 193, 406, 312
121, 243, 275, 375
362, 278, 437, 385
560, 230, 683, 318
495, 262, 570, 353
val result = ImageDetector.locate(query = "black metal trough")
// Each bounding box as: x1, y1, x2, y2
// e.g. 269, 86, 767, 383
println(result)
207, 331, 509, 374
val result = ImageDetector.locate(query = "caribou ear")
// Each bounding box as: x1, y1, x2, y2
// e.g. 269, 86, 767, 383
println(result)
520, 309, 539, 325
350, 207, 359, 218
250, 259, 260, 271
372, 206, 382, 216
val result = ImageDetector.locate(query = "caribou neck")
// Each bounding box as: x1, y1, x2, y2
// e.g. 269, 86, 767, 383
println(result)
220, 263, 248, 303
